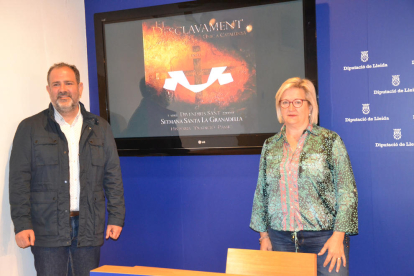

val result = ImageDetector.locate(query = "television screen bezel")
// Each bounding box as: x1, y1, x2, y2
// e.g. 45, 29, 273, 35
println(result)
94, 0, 317, 156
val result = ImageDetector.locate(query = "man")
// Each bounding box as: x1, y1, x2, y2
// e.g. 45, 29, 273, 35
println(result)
9, 62, 125, 276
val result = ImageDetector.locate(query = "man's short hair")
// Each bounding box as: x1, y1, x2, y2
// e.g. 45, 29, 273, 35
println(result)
47, 62, 80, 84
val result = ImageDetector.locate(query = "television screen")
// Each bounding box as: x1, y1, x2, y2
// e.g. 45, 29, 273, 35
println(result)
94, 0, 317, 155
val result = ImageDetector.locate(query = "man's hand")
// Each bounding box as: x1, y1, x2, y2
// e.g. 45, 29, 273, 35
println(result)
106, 225, 122, 240
15, 229, 35, 248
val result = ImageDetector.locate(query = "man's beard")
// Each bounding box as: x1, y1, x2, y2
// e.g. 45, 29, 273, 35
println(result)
54, 92, 79, 114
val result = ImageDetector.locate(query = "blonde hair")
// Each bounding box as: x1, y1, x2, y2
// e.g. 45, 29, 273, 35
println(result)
275, 77, 319, 124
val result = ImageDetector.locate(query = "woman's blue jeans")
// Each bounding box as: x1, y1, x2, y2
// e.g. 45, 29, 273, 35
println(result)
268, 229, 350, 276
31, 216, 100, 276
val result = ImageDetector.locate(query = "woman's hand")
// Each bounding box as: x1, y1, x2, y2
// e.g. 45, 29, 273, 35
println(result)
318, 231, 346, 273
259, 232, 272, 251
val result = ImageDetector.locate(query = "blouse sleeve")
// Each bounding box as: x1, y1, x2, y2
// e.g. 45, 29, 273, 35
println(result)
332, 137, 359, 235
250, 140, 269, 233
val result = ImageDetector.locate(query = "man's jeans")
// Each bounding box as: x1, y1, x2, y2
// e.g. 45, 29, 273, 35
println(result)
31, 216, 100, 276
268, 229, 350, 276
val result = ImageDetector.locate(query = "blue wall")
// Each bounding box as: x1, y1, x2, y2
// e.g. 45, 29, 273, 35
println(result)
85, 1, 414, 275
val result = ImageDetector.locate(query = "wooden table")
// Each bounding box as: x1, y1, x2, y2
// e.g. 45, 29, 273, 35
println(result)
91, 265, 243, 276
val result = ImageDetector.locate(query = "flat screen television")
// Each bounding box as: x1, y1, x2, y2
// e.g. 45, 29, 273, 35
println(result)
94, 0, 317, 156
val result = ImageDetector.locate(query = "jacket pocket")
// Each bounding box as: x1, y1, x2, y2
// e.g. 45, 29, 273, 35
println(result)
30, 191, 58, 236
89, 138, 104, 166
93, 190, 105, 234
34, 137, 58, 165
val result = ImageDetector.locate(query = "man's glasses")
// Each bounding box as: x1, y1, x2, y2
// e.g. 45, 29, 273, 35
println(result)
279, 99, 309, 109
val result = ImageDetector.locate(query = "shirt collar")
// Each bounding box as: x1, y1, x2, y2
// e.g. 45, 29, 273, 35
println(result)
275, 123, 319, 141
53, 105, 82, 126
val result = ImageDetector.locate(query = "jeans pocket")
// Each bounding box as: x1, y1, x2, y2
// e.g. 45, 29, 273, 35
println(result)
268, 229, 297, 252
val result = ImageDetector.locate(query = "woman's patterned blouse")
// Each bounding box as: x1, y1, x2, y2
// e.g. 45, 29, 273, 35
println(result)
250, 124, 358, 235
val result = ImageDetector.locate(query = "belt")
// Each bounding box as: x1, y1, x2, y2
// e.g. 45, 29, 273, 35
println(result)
70, 211, 79, 217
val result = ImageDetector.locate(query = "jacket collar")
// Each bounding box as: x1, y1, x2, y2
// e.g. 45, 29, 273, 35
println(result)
79, 102, 98, 127
47, 102, 98, 127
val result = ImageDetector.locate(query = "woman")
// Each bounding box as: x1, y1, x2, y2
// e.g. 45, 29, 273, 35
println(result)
250, 77, 358, 276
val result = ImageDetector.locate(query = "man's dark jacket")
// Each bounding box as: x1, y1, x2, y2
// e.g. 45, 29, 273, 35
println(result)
9, 102, 125, 247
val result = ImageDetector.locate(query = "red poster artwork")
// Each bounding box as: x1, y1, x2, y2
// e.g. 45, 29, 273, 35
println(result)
142, 17, 256, 108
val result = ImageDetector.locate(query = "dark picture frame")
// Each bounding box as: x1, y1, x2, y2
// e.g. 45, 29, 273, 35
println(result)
94, 0, 317, 156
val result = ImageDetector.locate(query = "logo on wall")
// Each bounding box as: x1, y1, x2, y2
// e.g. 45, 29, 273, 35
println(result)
343, 51, 387, 72
392, 75, 400, 86
362, 104, 370, 115
393, 129, 402, 140
361, 51, 369, 62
